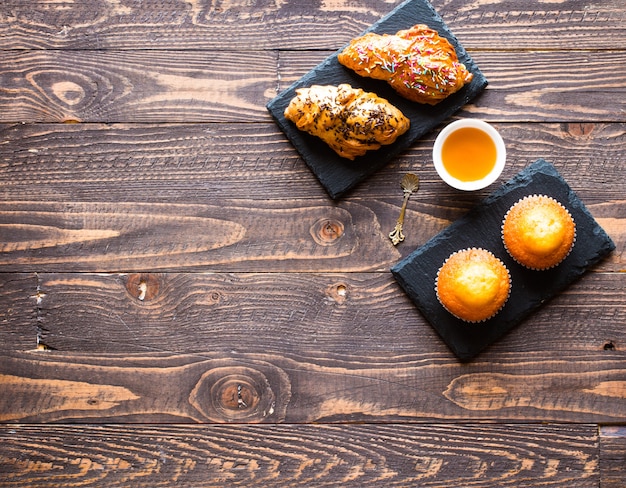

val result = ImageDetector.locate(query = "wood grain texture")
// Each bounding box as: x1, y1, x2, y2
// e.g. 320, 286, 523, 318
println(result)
0, 199, 401, 272
600, 426, 626, 488
0, 197, 621, 273
0, 273, 38, 351
22, 271, 626, 355
1, 122, 624, 204
0, 50, 276, 123
0, 423, 600, 487
0, 0, 394, 51
1, 0, 624, 50
1, 49, 625, 123
439, 0, 626, 50
1, 349, 624, 423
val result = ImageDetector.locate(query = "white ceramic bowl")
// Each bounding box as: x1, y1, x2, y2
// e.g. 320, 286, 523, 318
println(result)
432, 119, 506, 191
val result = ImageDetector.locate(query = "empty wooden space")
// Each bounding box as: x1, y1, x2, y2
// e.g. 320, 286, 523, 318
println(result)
1, 0, 625, 486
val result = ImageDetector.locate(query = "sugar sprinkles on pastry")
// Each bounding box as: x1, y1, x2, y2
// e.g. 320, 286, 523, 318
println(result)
338, 24, 473, 105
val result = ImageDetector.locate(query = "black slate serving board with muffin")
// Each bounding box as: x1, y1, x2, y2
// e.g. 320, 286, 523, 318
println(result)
391, 159, 615, 361
266, 0, 488, 199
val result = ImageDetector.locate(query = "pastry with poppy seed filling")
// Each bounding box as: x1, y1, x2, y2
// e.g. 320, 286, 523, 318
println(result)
284, 84, 410, 160
337, 24, 473, 105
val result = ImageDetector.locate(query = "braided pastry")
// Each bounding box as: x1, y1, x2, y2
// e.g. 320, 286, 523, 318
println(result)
284, 84, 410, 160
338, 25, 473, 105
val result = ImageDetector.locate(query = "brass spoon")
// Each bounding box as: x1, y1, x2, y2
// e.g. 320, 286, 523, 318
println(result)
389, 173, 420, 246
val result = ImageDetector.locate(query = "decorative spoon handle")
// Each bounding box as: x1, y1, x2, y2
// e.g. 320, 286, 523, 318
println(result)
389, 173, 419, 246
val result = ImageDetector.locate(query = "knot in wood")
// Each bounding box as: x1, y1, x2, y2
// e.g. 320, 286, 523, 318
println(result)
326, 282, 348, 304
311, 218, 344, 246
209, 291, 222, 303
190, 366, 284, 422
563, 122, 595, 139
125, 273, 160, 302
604, 341, 616, 351
220, 381, 256, 411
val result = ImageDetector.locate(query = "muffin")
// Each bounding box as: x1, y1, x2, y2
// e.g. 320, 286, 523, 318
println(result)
502, 194, 576, 270
436, 248, 511, 322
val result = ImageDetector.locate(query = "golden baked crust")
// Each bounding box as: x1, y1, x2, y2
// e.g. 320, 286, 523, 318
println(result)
337, 24, 473, 105
502, 195, 576, 270
283, 83, 410, 160
436, 248, 511, 322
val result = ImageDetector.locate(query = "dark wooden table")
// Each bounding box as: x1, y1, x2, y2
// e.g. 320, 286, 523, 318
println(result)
1, 0, 625, 486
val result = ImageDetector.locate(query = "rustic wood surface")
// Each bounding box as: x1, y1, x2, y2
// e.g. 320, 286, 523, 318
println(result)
1, 0, 625, 486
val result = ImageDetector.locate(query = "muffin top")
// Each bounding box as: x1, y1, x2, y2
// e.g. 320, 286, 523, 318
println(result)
436, 248, 511, 322
502, 195, 576, 270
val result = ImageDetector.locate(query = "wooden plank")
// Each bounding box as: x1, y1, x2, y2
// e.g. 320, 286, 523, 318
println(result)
0, 273, 38, 351
0, 423, 599, 487
0, 50, 276, 123
0, 196, 621, 272
0, 199, 400, 272
22, 271, 625, 355
0, 347, 624, 423
600, 426, 626, 488
440, 0, 626, 50
1, 50, 625, 123
0, 195, 622, 273
468, 51, 626, 122
0, 0, 623, 50
1, 122, 624, 204
0, 0, 397, 50
0, 122, 315, 201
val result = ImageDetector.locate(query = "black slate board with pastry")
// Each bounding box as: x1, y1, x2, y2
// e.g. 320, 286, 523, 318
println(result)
266, 0, 488, 199
391, 159, 616, 361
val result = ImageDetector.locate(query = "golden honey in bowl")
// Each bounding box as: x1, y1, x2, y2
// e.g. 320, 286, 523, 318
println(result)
433, 119, 506, 191
441, 127, 497, 182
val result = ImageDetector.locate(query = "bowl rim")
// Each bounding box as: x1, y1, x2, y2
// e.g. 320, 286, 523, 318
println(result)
432, 119, 506, 191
